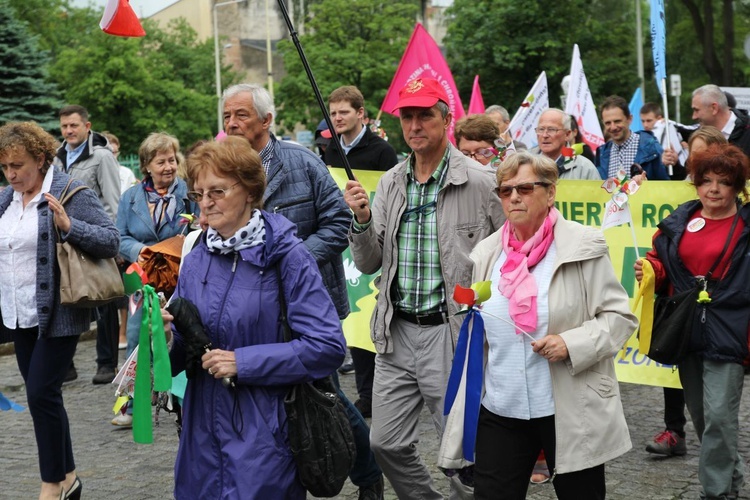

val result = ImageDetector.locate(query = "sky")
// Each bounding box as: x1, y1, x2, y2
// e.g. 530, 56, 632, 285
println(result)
70, 0, 179, 19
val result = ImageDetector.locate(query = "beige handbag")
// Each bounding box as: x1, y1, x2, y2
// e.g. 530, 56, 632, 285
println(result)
56, 180, 125, 308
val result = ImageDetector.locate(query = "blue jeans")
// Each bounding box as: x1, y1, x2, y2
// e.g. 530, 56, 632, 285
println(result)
331, 371, 382, 488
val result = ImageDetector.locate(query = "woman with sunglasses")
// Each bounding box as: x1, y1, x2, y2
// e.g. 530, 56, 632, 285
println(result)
442, 152, 637, 499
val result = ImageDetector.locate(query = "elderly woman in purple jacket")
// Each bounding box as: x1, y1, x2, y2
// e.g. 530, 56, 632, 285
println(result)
162, 136, 347, 499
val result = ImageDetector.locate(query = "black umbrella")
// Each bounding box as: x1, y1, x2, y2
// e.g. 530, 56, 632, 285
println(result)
167, 298, 235, 388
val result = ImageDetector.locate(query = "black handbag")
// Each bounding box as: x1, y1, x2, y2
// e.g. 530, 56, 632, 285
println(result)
647, 209, 740, 365
648, 287, 698, 364
275, 265, 356, 497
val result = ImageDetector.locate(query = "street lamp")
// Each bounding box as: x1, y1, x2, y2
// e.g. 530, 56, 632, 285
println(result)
214, 0, 245, 132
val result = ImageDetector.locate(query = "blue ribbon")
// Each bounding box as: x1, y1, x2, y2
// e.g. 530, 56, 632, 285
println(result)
0, 391, 24, 411
444, 308, 485, 461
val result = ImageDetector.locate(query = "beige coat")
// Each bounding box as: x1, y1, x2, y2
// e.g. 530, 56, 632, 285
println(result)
348, 144, 505, 354
438, 216, 637, 474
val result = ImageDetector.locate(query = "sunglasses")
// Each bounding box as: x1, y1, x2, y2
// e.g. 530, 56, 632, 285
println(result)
401, 200, 437, 222
495, 182, 550, 199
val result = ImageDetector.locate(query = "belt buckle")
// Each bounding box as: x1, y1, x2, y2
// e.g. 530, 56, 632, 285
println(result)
414, 313, 429, 327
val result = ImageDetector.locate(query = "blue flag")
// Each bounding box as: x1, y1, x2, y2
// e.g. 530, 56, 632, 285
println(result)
650, 0, 667, 87
629, 88, 644, 132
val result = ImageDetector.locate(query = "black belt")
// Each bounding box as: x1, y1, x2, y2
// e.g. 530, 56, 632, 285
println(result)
395, 310, 448, 326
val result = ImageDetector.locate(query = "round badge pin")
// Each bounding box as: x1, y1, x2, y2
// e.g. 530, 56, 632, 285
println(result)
687, 218, 706, 233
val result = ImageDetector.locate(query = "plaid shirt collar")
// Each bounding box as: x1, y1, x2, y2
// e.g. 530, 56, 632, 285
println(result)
258, 135, 275, 174
406, 146, 451, 186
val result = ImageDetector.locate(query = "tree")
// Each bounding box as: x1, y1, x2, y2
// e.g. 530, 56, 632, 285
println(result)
9, 1, 240, 154
275, 0, 418, 151
0, 0, 64, 131
443, 0, 639, 116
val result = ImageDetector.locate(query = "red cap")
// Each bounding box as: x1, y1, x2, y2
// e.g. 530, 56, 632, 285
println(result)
392, 78, 450, 112
321, 129, 332, 139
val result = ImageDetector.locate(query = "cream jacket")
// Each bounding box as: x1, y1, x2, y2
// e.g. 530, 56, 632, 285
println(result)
439, 216, 637, 474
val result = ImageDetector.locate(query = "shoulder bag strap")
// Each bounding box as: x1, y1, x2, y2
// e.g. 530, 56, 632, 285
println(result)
54, 181, 89, 241
705, 205, 741, 281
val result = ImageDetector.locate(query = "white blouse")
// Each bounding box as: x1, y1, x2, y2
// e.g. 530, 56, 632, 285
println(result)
0, 169, 54, 329
481, 241, 557, 420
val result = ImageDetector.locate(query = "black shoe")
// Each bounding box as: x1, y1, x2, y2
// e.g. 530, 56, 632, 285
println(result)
354, 398, 372, 418
63, 476, 82, 500
92, 366, 115, 385
358, 476, 384, 500
338, 362, 355, 375
63, 365, 78, 383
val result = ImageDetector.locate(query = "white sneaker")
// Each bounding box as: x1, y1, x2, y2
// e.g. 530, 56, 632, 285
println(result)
111, 413, 133, 427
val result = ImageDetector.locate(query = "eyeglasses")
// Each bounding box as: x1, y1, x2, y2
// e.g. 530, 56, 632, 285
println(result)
401, 200, 437, 222
495, 182, 550, 199
534, 127, 563, 135
187, 182, 241, 203
461, 148, 495, 160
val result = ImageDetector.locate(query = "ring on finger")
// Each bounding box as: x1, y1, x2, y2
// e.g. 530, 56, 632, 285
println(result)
208, 368, 213, 375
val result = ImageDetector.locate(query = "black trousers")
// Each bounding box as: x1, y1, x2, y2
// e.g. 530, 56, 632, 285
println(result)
95, 302, 119, 369
474, 406, 605, 500
12, 327, 79, 482
350, 346, 375, 402
664, 387, 687, 436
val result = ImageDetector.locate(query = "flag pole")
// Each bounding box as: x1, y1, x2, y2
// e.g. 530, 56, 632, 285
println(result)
629, 220, 640, 260
275, 0, 356, 181
660, 78, 673, 177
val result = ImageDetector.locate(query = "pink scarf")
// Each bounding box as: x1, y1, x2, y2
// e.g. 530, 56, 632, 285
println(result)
499, 208, 558, 333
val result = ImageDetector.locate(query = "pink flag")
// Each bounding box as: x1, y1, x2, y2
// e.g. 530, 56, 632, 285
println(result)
381, 23, 464, 143
468, 75, 485, 115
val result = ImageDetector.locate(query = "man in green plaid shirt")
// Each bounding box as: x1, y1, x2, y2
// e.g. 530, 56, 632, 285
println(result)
346, 78, 504, 499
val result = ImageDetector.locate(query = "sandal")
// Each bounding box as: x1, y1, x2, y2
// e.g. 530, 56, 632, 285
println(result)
530, 459, 550, 484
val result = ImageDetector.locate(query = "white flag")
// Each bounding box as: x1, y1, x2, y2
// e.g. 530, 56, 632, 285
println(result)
508, 72, 549, 149
564, 45, 604, 151
602, 199, 633, 231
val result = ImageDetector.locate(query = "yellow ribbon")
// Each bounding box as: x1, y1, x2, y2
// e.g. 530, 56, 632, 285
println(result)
632, 259, 656, 355
113, 395, 129, 415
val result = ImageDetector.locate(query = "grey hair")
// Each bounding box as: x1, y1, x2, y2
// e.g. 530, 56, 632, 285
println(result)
485, 105, 510, 122
542, 108, 572, 131
436, 101, 450, 118
222, 83, 276, 130
692, 84, 728, 110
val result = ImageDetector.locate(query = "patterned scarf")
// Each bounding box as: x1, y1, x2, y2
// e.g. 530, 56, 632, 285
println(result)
206, 209, 266, 255
143, 177, 178, 227
499, 208, 558, 333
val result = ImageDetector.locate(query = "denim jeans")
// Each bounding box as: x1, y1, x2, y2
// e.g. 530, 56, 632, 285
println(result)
331, 371, 382, 488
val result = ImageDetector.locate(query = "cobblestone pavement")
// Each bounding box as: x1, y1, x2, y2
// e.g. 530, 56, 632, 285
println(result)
2, 337, 750, 499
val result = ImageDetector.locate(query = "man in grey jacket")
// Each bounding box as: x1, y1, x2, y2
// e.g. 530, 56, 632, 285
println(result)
53, 105, 122, 385
345, 78, 504, 499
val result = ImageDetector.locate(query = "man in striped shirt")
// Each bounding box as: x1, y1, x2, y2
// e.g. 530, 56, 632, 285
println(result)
345, 78, 504, 499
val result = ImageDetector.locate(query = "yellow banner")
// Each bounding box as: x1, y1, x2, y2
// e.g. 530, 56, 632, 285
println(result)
330, 169, 696, 388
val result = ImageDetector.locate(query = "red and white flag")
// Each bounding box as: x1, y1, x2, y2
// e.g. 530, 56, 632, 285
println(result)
100, 0, 146, 37
468, 75, 485, 115
564, 45, 603, 151
380, 23, 464, 143
508, 72, 549, 149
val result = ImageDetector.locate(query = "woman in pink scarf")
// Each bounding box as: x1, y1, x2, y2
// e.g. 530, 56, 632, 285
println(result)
449, 152, 637, 500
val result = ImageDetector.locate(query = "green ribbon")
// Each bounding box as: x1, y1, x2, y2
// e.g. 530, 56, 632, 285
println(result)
133, 285, 172, 444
